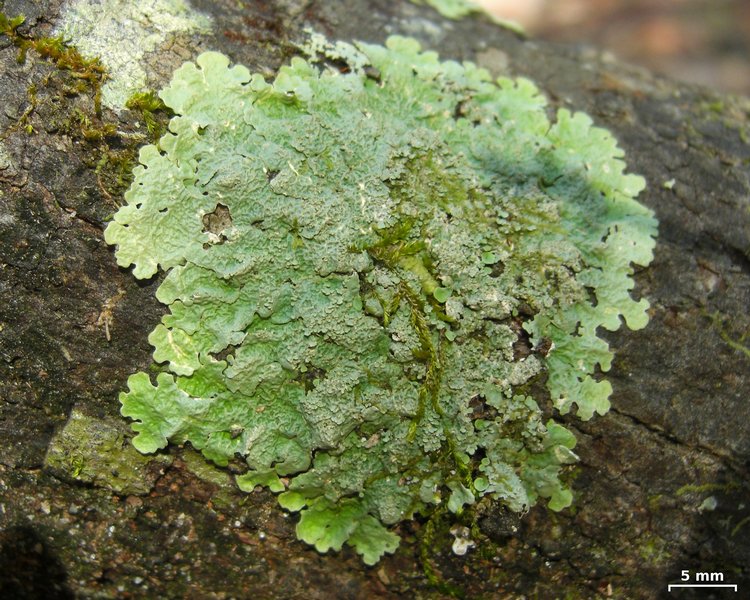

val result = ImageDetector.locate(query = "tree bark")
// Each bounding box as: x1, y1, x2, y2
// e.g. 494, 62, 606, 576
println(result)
1, 1, 748, 598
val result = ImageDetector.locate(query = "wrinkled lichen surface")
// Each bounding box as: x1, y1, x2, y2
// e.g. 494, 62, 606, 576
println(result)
104, 34, 656, 563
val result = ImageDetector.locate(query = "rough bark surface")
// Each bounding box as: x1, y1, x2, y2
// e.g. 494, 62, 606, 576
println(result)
0, 1, 748, 598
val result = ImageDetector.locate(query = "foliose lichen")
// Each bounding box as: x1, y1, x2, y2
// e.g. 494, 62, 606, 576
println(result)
104, 34, 657, 564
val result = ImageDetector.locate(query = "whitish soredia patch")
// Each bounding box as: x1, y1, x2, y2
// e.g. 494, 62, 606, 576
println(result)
105, 35, 657, 564
57, 0, 212, 109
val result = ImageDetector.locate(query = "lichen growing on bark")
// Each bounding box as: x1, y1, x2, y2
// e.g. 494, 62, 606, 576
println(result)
56, 0, 212, 109
104, 34, 657, 563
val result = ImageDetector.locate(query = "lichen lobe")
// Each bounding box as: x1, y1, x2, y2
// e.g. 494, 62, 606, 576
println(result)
104, 35, 657, 564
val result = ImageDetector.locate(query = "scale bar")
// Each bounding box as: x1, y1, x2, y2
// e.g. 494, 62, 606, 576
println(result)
668, 584, 738, 591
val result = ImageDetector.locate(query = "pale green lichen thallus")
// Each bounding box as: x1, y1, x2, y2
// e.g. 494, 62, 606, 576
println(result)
104, 34, 657, 564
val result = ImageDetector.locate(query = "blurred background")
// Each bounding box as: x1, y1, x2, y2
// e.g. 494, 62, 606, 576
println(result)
476, 0, 750, 96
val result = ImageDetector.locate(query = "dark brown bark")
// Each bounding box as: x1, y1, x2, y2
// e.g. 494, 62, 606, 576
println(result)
1, 1, 748, 598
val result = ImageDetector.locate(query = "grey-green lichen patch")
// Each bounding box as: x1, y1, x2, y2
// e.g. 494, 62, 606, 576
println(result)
0, 142, 12, 171
0, 139, 21, 185
44, 407, 173, 495
105, 35, 656, 563
0, 142, 18, 203
56, 0, 212, 110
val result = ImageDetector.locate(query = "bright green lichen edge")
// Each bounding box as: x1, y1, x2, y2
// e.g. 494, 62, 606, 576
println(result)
410, 0, 527, 32
410, 0, 480, 19
104, 34, 656, 564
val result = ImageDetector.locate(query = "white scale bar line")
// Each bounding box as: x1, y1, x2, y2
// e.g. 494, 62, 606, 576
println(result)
668, 584, 738, 591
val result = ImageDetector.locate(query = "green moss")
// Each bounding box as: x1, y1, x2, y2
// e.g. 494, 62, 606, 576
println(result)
0, 11, 147, 202
706, 311, 750, 360
105, 34, 656, 563
647, 493, 668, 511
637, 533, 670, 564
125, 90, 173, 141
702, 100, 725, 114
676, 482, 739, 496
0, 12, 106, 114
732, 515, 750, 537
420, 508, 467, 597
